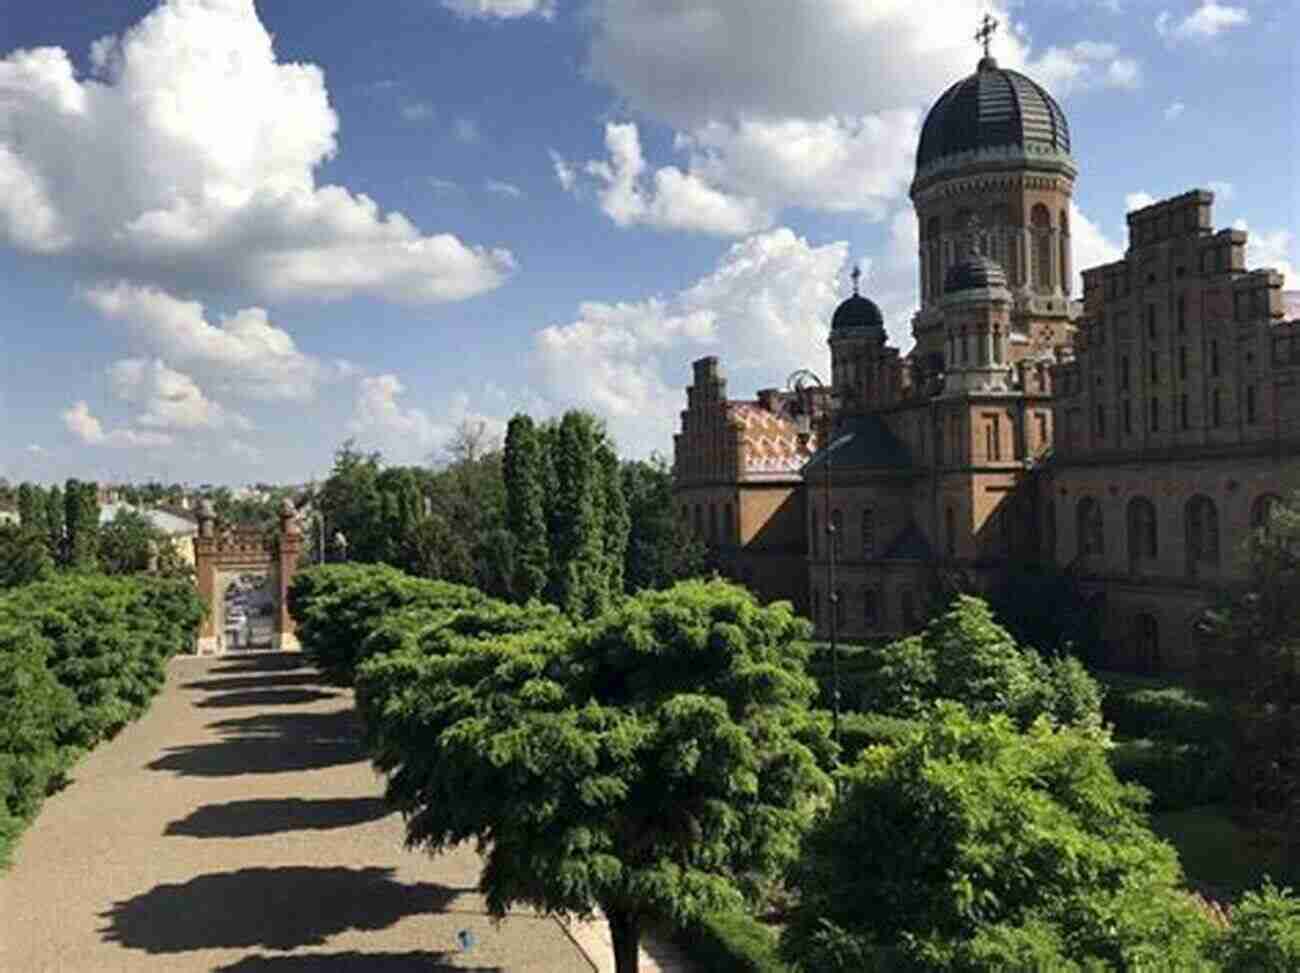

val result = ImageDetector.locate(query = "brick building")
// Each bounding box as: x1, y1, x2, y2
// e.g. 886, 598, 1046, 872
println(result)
672, 46, 1299, 672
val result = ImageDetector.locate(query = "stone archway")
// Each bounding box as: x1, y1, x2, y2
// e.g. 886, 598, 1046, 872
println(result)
193, 500, 304, 655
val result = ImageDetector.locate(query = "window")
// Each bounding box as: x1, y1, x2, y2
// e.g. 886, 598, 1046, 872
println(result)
1185, 495, 1220, 577
1252, 494, 1282, 536
1178, 346, 1188, 380
1149, 350, 1159, 383
1035, 412, 1047, 446
1095, 405, 1106, 439
1120, 356, 1130, 391
1180, 393, 1190, 430
863, 588, 878, 627
1212, 387, 1222, 427
985, 415, 1001, 460
1146, 304, 1157, 339
1123, 399, 1132, 435
1210, 339, 1220, 377
1032, 204, 1052, 291
945, 505, 956, 558
1150, 397, 1160, 432
810, 508, 820, 558
1177, 295, 1186, 333
1135, 613, 1161, 674
861, 507, 875, 558
1247, 384, 1257, 424
1127, 497, 1158, 563
693, 504, 702, 537
830, 509, 844, 559
1077, 497, 1104, 556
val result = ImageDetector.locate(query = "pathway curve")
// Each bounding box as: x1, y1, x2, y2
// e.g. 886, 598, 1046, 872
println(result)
0, 652, 693, 972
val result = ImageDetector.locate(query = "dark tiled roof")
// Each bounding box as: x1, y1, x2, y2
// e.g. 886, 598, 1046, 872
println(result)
882, 521, 934, 560
802, 415, 913, 473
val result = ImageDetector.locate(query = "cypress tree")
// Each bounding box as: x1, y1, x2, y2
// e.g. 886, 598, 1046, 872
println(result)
598, 441, 630, 600
17, 483, 42, 529
504, 414, 550, 603
64, 479, 99, 571
551, 411, 604, 618
46, 485, 64, 566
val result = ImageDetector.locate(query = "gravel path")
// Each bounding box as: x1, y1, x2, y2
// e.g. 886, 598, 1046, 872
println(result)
0, 652, 693, 973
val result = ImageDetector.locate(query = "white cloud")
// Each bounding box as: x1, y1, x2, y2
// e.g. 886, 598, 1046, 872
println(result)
1125, 191, 1157, 212
430, 176, 460, 193
441, 0, 556, 20
400, 101, 435, 123
1234, 221, 1298, 285
485, 179, 524, 198
226, 439, 263, 463
107, 358, 250, 431
578, 122, 772, 236
1164, 101, 1186, 121
0, 0, 513, 303
532, 226, 846, 452
1070, 202, 1125, 290
1207, 180, 1235, 202
347, 374, 504, 464
453, 117, 481, 144
549, 149, 577, 191
84, 282, 343, 402
1026, 41, 1141, 94
1156, 2, 1250, 41
25, 444, 46, 455
61, 401, 172, 449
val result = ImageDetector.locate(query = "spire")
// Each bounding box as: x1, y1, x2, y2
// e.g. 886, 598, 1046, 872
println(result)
975, 12, 999, 68
850, 263, 862, 296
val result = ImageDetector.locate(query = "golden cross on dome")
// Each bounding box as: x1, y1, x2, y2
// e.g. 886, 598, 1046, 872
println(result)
850, 263, 862, 295
975, 12, 999, 59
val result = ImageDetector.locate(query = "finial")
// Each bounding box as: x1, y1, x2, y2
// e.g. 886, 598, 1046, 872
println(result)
850, 263, 862, 296
975, 12, 999, 64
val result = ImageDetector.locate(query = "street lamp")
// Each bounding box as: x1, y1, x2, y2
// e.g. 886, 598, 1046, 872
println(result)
786, 369, 842, 759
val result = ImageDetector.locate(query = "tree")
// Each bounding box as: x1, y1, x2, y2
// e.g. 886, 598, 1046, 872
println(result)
45, 486, 64, 566
62, 479, 99, 571
549, 412, 607, 617
621, 457, 709, 593
16, 484, 45, 535
97, 509, 160, 575
598, 441, 629, 603
781, 705, 1216, 971
504, 414, 550, 602
358, 579, 832, 973
0, 524, 54, 588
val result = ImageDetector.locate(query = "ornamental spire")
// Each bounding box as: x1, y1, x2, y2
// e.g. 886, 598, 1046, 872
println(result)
850, 263, 862, 296
975, 12, 998, 62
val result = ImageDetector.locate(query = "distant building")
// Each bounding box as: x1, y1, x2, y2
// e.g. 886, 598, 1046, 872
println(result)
100, 502, 199, 569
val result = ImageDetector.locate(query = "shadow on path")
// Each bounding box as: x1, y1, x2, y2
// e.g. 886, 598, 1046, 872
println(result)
149, 709, 364, 776
166, 797, 391, 838
208, 655, 318, 675
196, 688, 341, 709
100, 866, 471, 953
183, 674, 327, 693
214, 951, 502, 972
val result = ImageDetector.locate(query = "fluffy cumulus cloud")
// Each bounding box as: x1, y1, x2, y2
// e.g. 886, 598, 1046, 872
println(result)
106, 358, 251, 431
1156, 2, 1250, 41
441, 0, 556, 20
1069, 202, 1125, 286
1125, 191, 1158, 212
61, 401, 172, 449
1029, 41, 1141, 94
347, 374, 505, 464
532, 227, 848, 451
0, 0, 513, 302
84, 282, 347, 402
1234, 221, 1298, 285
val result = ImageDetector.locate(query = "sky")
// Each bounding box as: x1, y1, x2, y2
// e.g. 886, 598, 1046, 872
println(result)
0, 0, 1295, 486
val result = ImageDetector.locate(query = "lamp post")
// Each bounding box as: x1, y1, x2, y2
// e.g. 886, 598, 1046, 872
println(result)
786, 369, 841, 759
334, 530, 349, 563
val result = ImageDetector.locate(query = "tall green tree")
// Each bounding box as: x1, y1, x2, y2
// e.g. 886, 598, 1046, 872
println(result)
598, 441, 629, 604
16, 484, 44, 533
357, 579, 832, 973
63, 479, 99, 571
504, 414, 550, 602
0, 523, 54, 588
550, 411, 605, 618
97, 509, 160, 575
45, 486, 64, 567
621, 457, 709, 593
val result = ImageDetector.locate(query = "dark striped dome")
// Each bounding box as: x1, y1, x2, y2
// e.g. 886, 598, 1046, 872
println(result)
916, 57, 1070, 175
831, 294, 884, 332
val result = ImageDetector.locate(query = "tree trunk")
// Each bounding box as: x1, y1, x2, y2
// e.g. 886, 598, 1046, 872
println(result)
605, 905, 640, 973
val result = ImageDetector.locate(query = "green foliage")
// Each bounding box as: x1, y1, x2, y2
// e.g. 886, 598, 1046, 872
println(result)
1097, 675, 1231, 744
1109, 738, 1232, 812
988, 564, 1100, 660
16, 483, 48, 548
62, 479, 99, 571
836, 711, 923, 763
620, 456, 709, 593
1211, 880, 1300, 970
504, 414, 551, 602
550, 411, 608, 618
45, 486, 64, 565
671, 910, 791, 973
0, 524, 54, 589
599, 441, 629, 603
288, 563, 488, 684
357, 578, 831, 973
97, 508, 161, 575
781, 704, 1215, 972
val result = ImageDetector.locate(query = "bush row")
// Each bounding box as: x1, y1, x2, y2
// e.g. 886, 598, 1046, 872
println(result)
1109, 738, 1233, 813
1096, 671, 1232, 745
0, 574, 202, 865
669, 910, 791, 973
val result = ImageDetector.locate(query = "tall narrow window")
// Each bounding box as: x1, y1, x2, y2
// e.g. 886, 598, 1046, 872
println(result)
1123, 399, 1132, 435
1212, 387, 1222, 427
1035, 412, 1047, 447
1178, 346, 1188, 380
1032, 204, 1052, 291
1146, 304, 1157, 339
1246, 384, 1257, 424
1127, 496, 1158, 565
1120, 356, 1130, 391
985, 415, 1001, 460
1077, 497, 1104, 556
1150, 397, 1160, 432
1149, 350, 1159, 383
1177, 295, 1186, 333
945, 506, 956, 558
861, 507, 875, 558
1180, 393, 1190, 430
863, 588, 878, 627
693, 504, 702, 537
1211, 339, 1220, 377
1185, 495, 1220, 578
1095, 405, 1106, 440
901, 590, 917, 628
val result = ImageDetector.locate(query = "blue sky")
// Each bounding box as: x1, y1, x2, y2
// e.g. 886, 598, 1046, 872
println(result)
1, 0, 1295, 485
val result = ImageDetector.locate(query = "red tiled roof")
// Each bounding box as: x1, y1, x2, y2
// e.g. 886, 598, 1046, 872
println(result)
726, 401, 816, 474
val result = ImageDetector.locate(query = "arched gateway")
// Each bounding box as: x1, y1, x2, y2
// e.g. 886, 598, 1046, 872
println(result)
193, 499, 304, 654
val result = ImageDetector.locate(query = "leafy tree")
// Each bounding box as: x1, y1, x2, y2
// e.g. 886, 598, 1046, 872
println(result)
357, 579, 832, 973
0, 525, 54, 589
781, 704, 1216, 971
504, 414, 550, 602
598, 440, 629, 602
1210, 879, 1300, 971
620, 457, 709, 593
62, 479, 99, 571
16, 484, 46, 538
45, 486, 64, 566
97, 509, 161, 575
550, 411, 607, 617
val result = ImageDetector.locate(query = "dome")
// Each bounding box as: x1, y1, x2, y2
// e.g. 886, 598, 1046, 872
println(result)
831, 293, 884, 332
944, 252, 1007, 294
915, 56, 1070, 178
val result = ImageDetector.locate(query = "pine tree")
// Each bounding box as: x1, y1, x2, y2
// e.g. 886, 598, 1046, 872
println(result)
503, 414, 550, 603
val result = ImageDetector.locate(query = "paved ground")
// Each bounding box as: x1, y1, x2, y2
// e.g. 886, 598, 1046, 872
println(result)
0, 652, 693, 973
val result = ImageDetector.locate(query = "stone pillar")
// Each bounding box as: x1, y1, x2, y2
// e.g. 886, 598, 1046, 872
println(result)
194, 500, 218, 655
273, 499, 303, 651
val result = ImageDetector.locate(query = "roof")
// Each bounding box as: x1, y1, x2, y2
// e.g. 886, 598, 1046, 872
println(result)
917, 57, 1070, 175
831, 294, 884, 332
100, 502, 198, 536
882, 521, 934, 560
945, 251, 1008, 293
802, 414, 913, 473
726, 401, 817, 475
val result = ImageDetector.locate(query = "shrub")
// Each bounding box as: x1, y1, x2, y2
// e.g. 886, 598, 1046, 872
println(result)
1212, 880, 1300, 971
1108, 738, 1232, 812
671, 910, 791, 973
1098, 677, 1230, 744
836, 711, 923, 763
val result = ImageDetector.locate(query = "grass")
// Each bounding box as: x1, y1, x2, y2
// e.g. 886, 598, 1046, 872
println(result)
1151, 804, 1298, 899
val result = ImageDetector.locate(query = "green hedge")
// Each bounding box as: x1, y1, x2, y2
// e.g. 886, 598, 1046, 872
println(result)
1109, 738, 1232, 812
671, 910, 792, 973
836, 711, 923, 763
0, 574, 202, 865
1098, 675, 1230, 745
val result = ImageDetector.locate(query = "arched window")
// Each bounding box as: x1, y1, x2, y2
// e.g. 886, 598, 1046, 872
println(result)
861, 506, 876, 558
945, 505, 957, 558
830, 509, 844, 559
1032, 204, 1052, 292
1127, 497, 1158, 565
1077, 497, 1104, 556
810, 508, 820, 558
863, 588, 878, 627
1134, 613, 1160, 674
1185, 495, 1219, 577
1059, 208, 1070, 294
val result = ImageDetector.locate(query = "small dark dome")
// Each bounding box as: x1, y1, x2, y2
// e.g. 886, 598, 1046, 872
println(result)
916, 57, 1070, 177
945, 253, 1008, 294
831, 294, 884, 332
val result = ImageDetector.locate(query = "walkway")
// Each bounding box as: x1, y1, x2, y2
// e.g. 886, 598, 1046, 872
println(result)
0, 652, 693, 972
